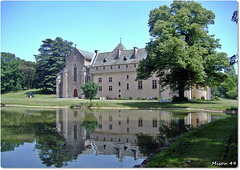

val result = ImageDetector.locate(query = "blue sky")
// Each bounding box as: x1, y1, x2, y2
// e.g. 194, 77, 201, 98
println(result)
1, 1, 238, 69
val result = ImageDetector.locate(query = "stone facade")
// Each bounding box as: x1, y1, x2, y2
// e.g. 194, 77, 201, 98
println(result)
56, 43, 211, 99
56, 48, 92, 98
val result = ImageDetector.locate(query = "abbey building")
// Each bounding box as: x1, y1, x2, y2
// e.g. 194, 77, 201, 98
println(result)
56, 43, 211, 99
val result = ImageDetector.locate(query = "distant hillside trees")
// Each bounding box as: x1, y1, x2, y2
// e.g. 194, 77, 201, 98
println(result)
34, 37, 73, 93
1, 52, 36, 93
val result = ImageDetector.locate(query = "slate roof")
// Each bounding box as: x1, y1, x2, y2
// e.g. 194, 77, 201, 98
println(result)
112, 42, 127, 52
76, 48, 94, 60
92, 43, 147, 67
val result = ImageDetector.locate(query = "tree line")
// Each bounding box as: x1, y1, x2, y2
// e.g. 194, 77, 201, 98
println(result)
1, 37, 73, 94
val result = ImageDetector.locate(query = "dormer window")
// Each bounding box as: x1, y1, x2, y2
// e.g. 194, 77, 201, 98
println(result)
103, 58, 107, 63
123, 56, 127, 61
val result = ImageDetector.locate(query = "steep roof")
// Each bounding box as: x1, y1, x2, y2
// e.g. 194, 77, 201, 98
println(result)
112, 42, 127, 52
92, 43, 147, 67
76, 48, 93, 60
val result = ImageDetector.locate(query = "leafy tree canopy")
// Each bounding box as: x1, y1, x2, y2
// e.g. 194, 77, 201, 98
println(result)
1, 52, 22, 93
19, 60, 36, 90
34, 37, 73, 93
81, 81, 99, 102
136, 1, 230, 100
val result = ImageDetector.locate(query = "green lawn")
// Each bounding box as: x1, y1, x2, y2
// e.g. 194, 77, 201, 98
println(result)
147, 116, 238, 167
1, 89, 238, 110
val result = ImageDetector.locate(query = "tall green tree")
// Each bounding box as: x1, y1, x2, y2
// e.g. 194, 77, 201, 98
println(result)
136, 1, 229, 100
81, 81, 99, 102
19, 60, 36, 90
211, 67, 238, 99
1, 52, 22, 93
34, 37, 73, 93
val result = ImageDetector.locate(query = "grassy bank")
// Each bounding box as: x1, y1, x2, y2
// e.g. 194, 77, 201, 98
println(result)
1, 89, 238, 110
147, 116, 238, 167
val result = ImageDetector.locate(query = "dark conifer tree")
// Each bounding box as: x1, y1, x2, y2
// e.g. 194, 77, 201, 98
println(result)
34, 37, 73, 93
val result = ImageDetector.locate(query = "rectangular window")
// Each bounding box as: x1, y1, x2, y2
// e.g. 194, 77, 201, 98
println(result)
103, 66, 105, 70
152, 80, 157, 89
86, 76, 90, 82
127, 83, 129, 90
126, 64, 128, 68
127, 117, 129, 124
118, 65, 120, 69
109, 77, 112, 82
109, 86, 112, 91
99, 124, 102, 129
127, 75, 129, 79
99, 115, 102, 121
74, 125, 77, 140
99, 86, 102, 91
138, 81, 143, 89
153, 118, 157, 128
134, 64, 137, 68
74, 67, 77, 81
138, 117, 143, 127
96, 67, 98, 70
109, 116, 112, 121
111, 66, 112, 69
118, 82, 121, 86
109, 124, 112, 130
99, 78, 102, 83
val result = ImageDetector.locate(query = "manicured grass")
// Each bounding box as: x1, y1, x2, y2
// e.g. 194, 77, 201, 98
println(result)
1, 89, 238, 110
147, 116, 238, 168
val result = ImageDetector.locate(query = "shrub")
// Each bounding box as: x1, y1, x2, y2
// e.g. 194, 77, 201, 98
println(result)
226, 106, 238, 111
154, 96, 159, 100
141, 97, 146, 100
70, 104, 75, 108
106, 96, 109, 100
129, 96, 133, 100
196, 98, 201, 101
201, 96, 205, 100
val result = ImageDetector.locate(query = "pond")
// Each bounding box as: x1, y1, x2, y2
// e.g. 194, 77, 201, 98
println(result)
1, 107, 226, 168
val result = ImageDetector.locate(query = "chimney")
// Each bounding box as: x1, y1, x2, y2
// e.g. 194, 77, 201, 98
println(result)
133, 47, 138, 58
117, 49, 121, 59
95, 50, 100, 56
90, 50, 100, 66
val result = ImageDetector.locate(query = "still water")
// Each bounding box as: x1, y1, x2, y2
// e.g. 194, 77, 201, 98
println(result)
1, 107, 225, 168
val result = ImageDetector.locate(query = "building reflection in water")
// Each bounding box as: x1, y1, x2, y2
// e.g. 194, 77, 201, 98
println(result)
56, 109, 215, 162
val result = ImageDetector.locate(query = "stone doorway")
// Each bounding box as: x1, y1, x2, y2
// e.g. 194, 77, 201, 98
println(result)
73, 89, 78, 97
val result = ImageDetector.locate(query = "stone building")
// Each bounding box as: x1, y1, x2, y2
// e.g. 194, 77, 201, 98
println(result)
56, 42, 211, 99
56, 48, 92, 98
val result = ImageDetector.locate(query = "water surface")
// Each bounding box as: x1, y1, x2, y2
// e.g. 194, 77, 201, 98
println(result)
1, 107, 225, 168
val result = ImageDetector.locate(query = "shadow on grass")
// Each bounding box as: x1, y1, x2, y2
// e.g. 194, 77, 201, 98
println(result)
24, 89, 53, 95
119, 100, 220, 108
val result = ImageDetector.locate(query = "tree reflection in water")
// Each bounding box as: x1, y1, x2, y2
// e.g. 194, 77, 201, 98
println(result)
81, 112, 98, 133
136, 119, 190, 156
1, 109, 74, 168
